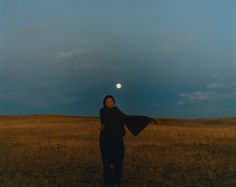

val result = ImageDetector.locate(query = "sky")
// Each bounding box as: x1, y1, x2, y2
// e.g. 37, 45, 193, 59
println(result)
0, 0, 236, 118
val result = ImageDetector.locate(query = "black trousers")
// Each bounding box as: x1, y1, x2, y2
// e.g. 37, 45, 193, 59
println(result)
99, 130, 125, 186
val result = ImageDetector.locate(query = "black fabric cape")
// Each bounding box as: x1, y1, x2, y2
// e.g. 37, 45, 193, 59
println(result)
99, 106, 157, 137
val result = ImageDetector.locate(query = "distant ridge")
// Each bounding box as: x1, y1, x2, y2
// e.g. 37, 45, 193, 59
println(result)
0, 114, 235, 125
0, 114, 98, 118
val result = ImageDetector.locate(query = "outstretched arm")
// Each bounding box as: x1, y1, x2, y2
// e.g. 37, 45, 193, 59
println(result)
115, 106, 127, 116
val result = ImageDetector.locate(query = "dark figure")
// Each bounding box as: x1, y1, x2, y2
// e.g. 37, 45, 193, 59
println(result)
99, 95, 126, 187
99, 95, 157, 187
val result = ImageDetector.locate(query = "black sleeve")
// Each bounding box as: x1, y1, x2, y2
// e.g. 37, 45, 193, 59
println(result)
114, 107, 127, 124
99, 109, 107, 124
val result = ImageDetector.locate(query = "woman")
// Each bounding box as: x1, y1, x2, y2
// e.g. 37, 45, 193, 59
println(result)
99, 95, 156, 187
99, 95, 125, 187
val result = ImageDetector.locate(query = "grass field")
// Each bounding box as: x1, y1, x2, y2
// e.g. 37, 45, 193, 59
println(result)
0, 115, 236, 187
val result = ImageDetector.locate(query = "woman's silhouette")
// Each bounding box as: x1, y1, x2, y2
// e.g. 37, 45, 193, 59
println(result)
99, 95, 157, 187
99, 95, 125, 187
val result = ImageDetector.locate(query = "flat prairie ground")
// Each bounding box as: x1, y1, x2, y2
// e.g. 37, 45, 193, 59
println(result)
0, 115, 236, 187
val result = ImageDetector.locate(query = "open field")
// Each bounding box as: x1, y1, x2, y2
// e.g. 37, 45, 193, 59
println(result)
0, 115, 236, 187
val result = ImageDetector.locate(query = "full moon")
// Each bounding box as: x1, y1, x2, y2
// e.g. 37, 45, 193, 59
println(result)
116, 83, 122, 89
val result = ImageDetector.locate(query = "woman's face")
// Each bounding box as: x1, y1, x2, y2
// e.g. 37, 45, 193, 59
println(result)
105, 98, 115, 108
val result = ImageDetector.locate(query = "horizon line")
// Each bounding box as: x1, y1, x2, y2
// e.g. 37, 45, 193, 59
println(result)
1, 113, 236, 120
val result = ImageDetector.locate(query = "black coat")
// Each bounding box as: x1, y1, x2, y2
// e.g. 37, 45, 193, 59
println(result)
99, 106, 157, 138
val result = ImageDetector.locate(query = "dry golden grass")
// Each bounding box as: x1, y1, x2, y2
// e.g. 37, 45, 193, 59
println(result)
0, 115, 236, 187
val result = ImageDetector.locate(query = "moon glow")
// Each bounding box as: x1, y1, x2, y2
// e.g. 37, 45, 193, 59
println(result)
116, 83, 122, 89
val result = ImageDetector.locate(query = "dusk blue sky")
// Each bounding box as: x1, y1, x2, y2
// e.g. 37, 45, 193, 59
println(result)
1, 0, 236, 118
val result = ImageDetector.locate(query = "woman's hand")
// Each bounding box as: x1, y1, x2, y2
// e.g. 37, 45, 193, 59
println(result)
99, 123, 105, 130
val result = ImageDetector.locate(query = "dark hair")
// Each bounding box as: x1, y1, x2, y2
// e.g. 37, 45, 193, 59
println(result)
103, 95, 115, 107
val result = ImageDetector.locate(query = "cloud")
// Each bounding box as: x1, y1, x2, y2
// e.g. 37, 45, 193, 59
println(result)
211, 73, 229, 81
53, 49, 93, 63
174, 101, 184, 106
206, 73, 236, 89
175, 73, 236, 106
175, 37, 192, 45
160, 36, 192, 54
160, 46, 177, 54
180, 91, 214, 102
17, 24, 42, 33
212, 73, 218, 79
207, 82, 224, 89
174, 91, 215, 106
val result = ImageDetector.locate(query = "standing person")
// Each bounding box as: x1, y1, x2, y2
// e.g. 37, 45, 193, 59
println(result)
99, 95, 157, 187
99, 95, 125, 187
